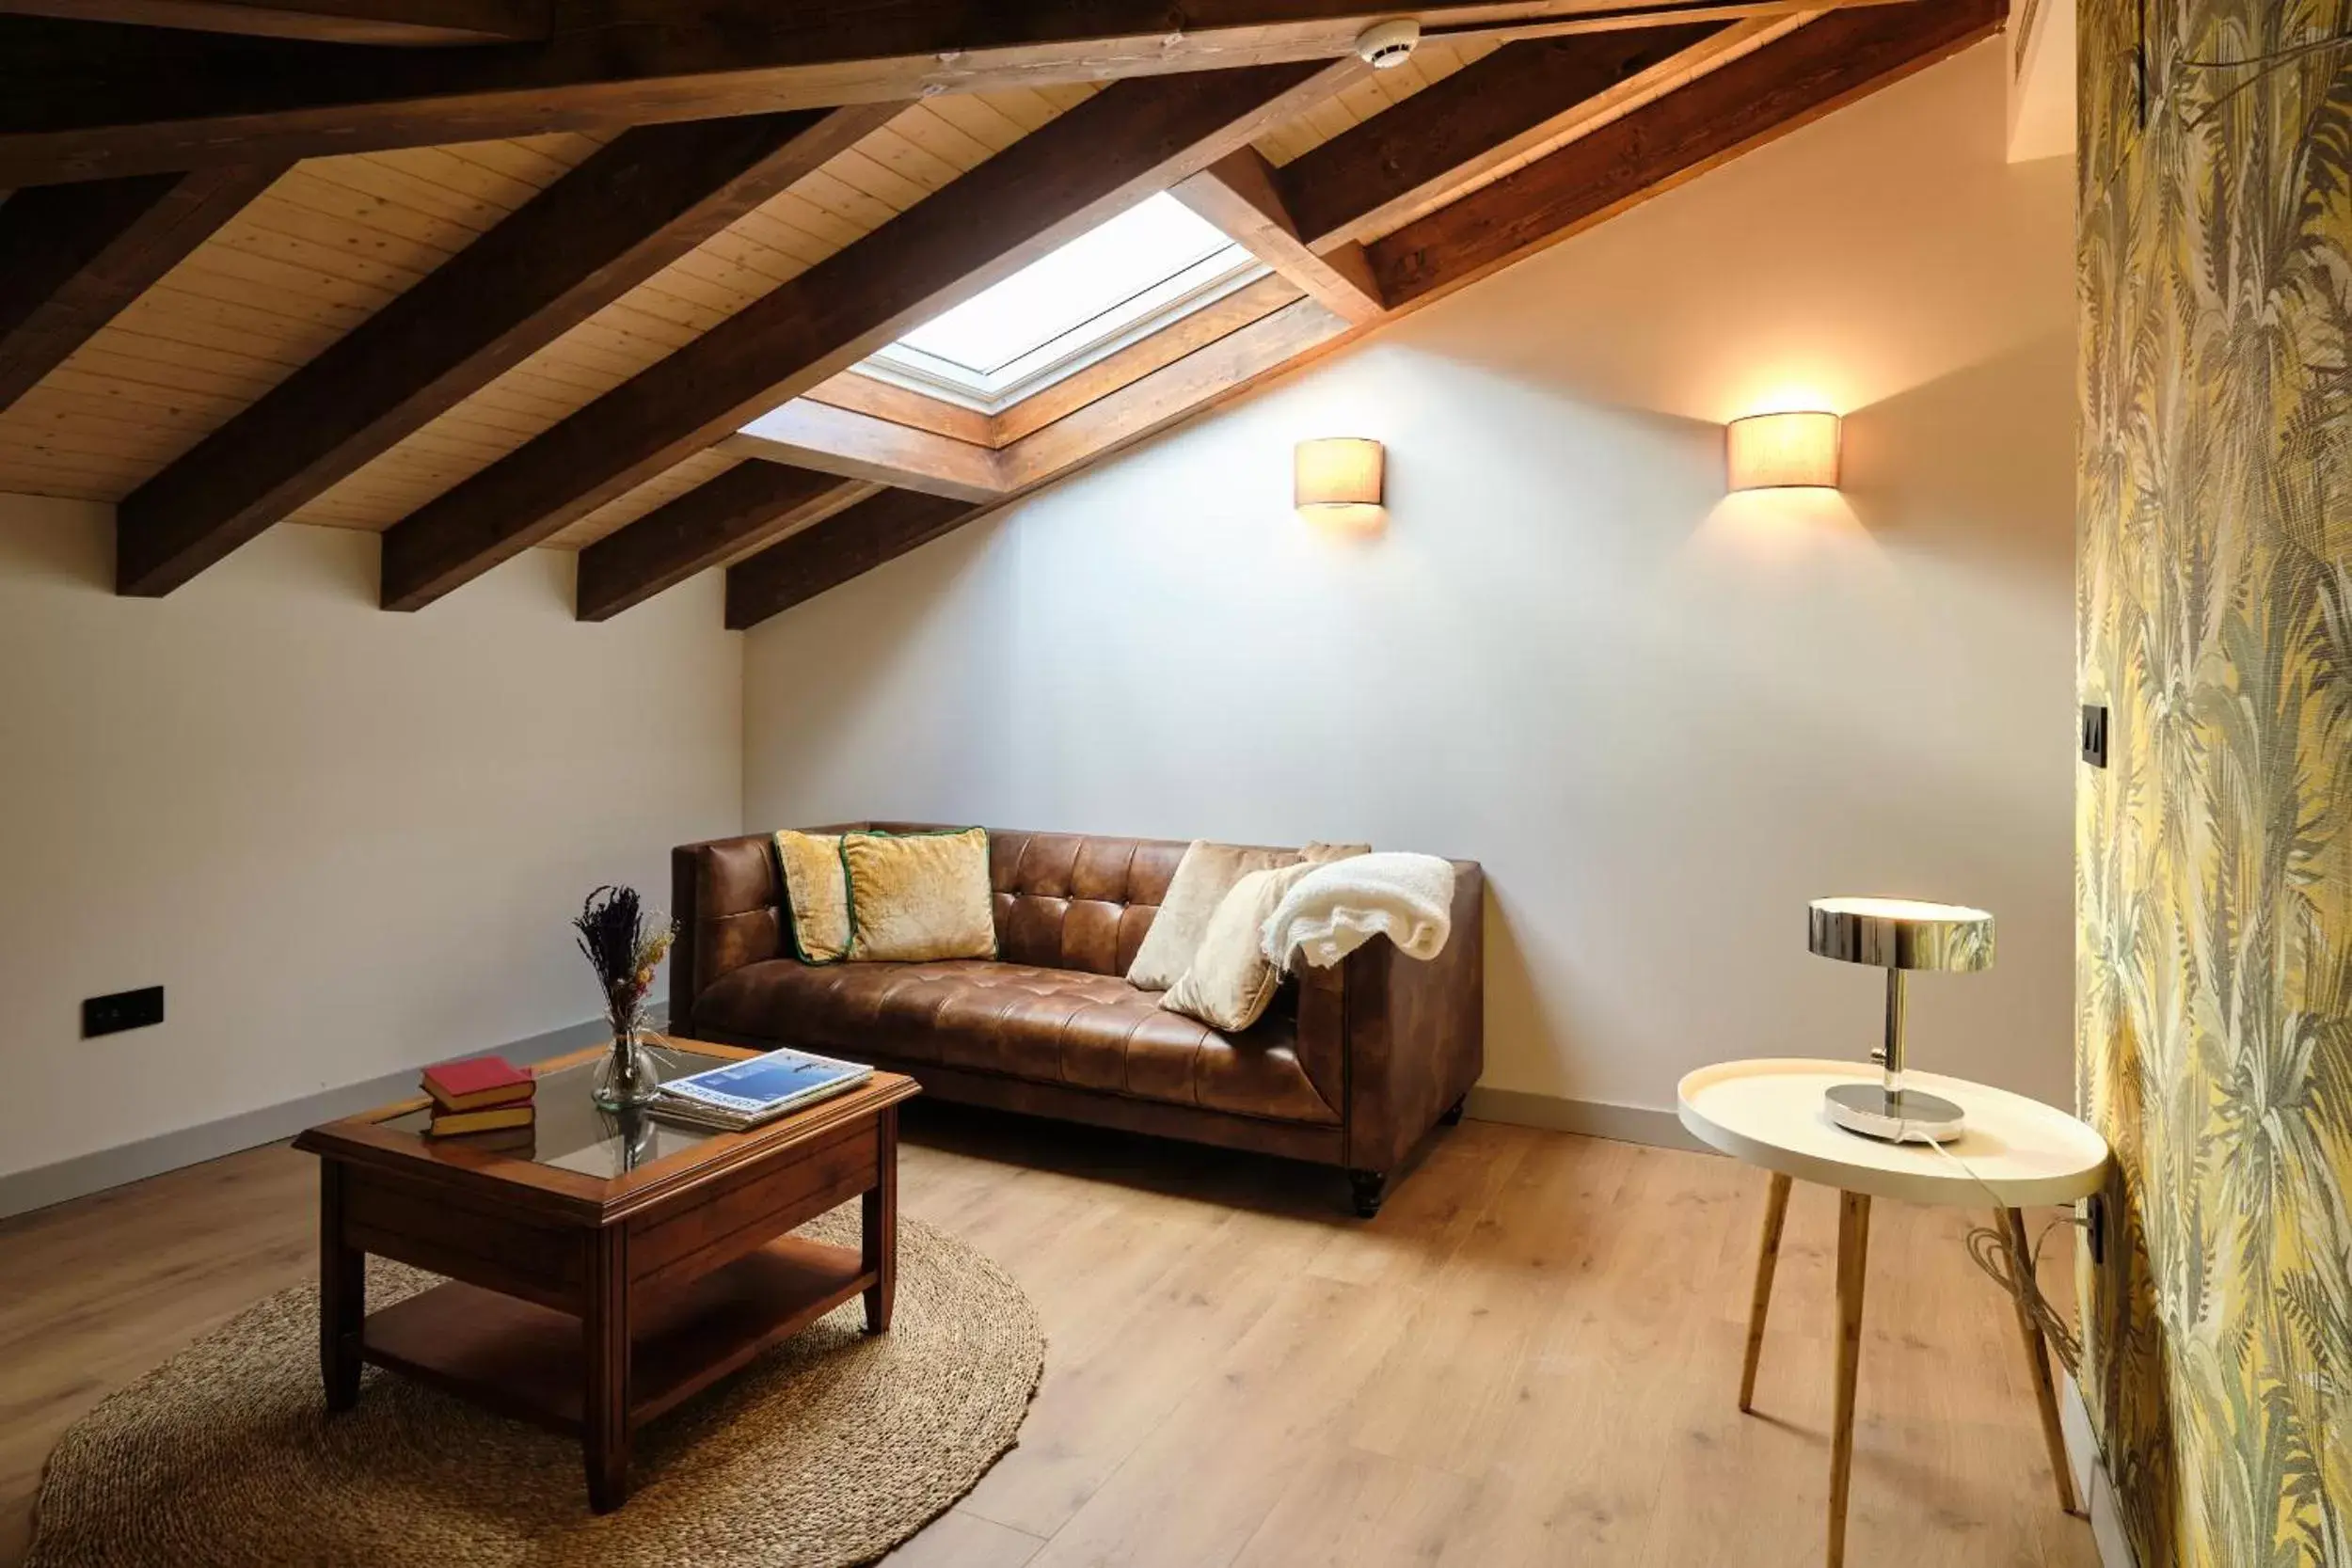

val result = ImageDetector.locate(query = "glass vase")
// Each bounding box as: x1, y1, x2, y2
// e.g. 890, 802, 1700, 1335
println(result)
592, 1013, 662, 1110
597, 1106, 661, 1171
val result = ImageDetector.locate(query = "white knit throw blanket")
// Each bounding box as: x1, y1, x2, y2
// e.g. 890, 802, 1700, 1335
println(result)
1260, 851, 1456, 970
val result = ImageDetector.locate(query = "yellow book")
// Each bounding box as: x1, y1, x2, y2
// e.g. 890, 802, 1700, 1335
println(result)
427, 1104, 535, 1137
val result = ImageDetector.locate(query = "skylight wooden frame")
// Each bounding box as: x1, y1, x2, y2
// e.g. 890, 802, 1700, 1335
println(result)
857, 243, 1269, 414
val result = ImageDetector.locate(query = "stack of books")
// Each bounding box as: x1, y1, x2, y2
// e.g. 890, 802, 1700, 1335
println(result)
421, 1057, 536, 1151
650, 1046, 871, 1132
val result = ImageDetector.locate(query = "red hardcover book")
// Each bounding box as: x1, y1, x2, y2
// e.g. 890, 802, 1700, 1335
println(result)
421, 1056, 535, 1114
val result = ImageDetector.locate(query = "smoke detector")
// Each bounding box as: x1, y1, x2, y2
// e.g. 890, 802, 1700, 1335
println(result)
1355, 18, 1420, 69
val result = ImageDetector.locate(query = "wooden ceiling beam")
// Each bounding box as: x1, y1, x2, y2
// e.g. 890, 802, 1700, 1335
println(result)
113, 103, 890, 598
575, 460, 866, 623
725, 486, 979, 631
1277, 18, 1742, 247
1174, 149, 1385, 324
0, 163, 283, 413
1369, 0, 2005, 309
0, 0, 1889, 185
377, 59, 1360, 612
725, 402, 1007, 503
0, 0, 547, 45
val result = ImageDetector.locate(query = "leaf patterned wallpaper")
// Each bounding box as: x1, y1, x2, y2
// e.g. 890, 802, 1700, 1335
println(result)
2076, 0, 2352, 1561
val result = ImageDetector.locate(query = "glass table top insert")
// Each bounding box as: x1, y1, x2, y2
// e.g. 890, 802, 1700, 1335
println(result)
384, 1044, 738, 1180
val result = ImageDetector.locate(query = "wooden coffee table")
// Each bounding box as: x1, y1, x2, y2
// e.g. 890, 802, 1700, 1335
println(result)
293, 1037, 919, 1512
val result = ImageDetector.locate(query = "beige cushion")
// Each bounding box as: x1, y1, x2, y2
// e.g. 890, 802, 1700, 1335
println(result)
1125, 841, 1298, 990
842, 827, 996, 962
1160, 861, 1319, 1031
773, 830, 850, 964
1300, 840, 1372, 865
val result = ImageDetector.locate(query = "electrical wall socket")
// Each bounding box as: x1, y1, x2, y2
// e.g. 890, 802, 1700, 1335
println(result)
83, 985, 164, 1037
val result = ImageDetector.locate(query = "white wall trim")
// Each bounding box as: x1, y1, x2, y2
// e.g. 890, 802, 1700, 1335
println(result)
2059, 1372, 2139, 1568
1465, 1085, 1709, 1153
0, 1007, 663, 1221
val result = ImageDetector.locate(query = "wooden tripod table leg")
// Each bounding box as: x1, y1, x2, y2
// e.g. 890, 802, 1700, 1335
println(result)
1997, 1208, 2081, 1514
1826, 1190, 1871, 1568
1740, 1171, 1794, 1412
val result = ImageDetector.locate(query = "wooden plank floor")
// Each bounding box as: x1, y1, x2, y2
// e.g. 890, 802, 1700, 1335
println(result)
0, 1106, 2098, 1567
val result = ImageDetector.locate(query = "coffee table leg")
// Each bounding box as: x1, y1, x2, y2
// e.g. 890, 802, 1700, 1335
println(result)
583, 1227, 631, 1513
1740, 1171, 1793, 1412
319, 1162, 363, 1412
1826, 1190, 1871, 1568
864, 1105, 898, 1334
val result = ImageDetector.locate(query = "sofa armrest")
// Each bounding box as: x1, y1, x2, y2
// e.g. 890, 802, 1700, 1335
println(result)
1330, 860, 1485, 1175
670, 835, 786, 1037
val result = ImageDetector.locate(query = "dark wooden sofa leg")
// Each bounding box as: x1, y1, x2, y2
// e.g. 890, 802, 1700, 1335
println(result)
1348, 1169, 1389, 1218
1438, 1096, 1466, 1127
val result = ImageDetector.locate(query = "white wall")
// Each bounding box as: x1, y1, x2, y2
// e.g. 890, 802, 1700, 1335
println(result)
742, 41, 2079, 1113
0, 497, 741, 1179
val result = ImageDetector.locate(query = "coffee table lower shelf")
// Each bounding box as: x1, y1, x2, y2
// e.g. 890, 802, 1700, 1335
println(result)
361, 1233, 872, 1433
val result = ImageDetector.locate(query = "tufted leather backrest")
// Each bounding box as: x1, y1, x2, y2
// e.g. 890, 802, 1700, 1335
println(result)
867, 823, 1293, 978
676, 826, 1306, 1003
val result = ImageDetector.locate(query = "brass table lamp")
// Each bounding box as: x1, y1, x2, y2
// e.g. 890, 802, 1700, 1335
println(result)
1806, 896, 1994, 1143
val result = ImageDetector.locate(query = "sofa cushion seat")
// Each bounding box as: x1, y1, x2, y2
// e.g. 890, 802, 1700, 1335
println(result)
692, 958, 1339, 1125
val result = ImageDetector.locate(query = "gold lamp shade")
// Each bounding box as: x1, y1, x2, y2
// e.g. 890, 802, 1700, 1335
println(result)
1806, 895, 1994, 1144
1807, 896, 1994, 973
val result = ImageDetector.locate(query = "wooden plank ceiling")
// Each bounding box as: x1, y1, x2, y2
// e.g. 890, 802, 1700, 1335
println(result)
0, 0, 2004, 626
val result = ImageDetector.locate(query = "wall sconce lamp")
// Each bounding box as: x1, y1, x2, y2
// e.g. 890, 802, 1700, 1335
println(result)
1295, 437, 1385, 515
1726, 410, 1840, 491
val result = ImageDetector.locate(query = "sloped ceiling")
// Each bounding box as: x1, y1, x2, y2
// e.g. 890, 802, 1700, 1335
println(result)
0, 0, 2005, 624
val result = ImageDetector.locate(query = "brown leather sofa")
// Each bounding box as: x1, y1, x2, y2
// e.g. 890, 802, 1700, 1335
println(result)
671, 825, 1483, 1215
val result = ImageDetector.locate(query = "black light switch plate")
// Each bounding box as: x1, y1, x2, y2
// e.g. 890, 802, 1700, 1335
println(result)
2081, 704, 2109, 768
83, 985, 164, 1037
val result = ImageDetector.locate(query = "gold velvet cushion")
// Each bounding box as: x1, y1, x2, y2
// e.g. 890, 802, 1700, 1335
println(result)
1125, 842, 1296, 990
774, 830, 851, 964
842, 827, 997, 963
1159, 861, 1319, 1032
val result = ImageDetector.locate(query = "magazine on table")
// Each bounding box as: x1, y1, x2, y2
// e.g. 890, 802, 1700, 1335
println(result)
649, 1046, 872, 1131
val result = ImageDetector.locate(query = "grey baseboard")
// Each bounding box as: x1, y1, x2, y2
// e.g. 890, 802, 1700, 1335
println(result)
2059, 1372, 2140, 1567
0, 1008, 663, 1222
1463, 1085, 1709, 1153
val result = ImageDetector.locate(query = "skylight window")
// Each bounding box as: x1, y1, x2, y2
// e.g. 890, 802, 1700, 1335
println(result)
858, 193, 1263, 413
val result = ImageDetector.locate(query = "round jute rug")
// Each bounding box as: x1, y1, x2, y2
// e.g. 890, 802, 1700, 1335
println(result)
26, 1208, 1041, 1568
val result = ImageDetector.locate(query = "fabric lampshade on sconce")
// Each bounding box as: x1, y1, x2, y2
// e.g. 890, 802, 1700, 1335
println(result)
1294, 437, 1384, 512
1806, 896, 1994, 1143
1727, 410, 1841, 490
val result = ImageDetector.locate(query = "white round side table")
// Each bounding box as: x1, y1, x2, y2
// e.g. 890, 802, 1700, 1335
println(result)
1677, 1058, 2110, 1568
